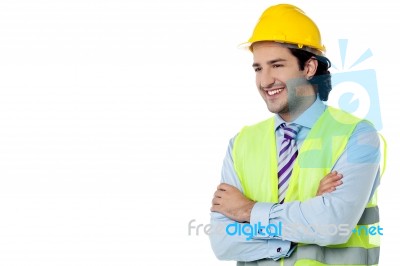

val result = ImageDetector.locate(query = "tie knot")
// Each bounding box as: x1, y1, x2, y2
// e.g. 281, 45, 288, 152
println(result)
281, 123, 301, 140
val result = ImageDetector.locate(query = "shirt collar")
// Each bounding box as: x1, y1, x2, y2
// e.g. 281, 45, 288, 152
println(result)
274, 97, 327, 131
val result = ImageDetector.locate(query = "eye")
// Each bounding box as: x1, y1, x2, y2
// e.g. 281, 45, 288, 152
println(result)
272, 64, 283, 68
254, 67, 261, 72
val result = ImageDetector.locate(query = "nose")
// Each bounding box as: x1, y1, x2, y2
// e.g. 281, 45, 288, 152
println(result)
259, 69, 275, 89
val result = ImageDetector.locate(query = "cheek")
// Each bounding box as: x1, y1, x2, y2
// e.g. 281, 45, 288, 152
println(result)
255, 74, 261, 87
281, 73, 304, 87
274, 71, 290, 83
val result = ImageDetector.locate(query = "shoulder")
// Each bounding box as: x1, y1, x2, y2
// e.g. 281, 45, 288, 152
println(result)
344, 116, 381, 164
325, 106, 378, 135
233, 117, 274, 146
325, 106, 363, 125
351, 120, 380, 146
231, 117, 275, 155
354, 120, 377, 134
237, 117, 275, 135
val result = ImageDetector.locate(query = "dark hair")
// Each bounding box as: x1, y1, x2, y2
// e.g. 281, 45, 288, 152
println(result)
288, 48, 332, 101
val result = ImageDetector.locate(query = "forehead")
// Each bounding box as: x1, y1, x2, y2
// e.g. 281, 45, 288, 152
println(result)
252, 41, 293, 60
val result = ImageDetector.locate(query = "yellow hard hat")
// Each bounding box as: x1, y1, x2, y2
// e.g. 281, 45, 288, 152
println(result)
241, 4, 325, 54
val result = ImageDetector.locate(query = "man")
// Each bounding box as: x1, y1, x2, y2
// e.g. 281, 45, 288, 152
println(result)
209, 4, 381, 266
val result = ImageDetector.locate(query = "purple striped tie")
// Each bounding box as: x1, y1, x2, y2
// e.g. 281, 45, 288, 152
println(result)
278, 123, 301, 203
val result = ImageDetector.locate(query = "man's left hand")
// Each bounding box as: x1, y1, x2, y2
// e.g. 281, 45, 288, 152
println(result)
211, 183, 256, 223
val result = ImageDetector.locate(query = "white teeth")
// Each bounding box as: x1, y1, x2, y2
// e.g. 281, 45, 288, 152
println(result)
267, 88, 283, 96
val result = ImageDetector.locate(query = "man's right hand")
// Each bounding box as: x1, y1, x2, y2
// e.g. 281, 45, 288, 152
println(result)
317, 171, 343, 196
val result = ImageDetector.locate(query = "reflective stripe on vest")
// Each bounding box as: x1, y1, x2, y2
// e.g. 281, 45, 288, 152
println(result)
359, 206, 379, 225
296, 245, 379, 265
237, 246, 379, 266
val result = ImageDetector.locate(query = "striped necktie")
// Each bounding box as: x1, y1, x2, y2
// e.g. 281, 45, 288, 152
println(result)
278, 123, 302, 203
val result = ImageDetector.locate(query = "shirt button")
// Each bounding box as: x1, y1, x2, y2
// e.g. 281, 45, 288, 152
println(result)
277, 247, 281, 252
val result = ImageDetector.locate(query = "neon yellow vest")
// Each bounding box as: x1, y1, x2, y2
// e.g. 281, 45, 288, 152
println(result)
233, 107, 380, 266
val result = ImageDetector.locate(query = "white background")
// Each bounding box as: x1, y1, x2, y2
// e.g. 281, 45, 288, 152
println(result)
0, 0, 398, 265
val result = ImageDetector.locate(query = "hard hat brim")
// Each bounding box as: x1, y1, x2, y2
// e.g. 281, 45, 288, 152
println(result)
238, 40, 325, 55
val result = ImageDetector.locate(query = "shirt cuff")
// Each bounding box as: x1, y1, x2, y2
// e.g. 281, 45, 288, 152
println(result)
268, 239, 292, 260
249, 203, 294, 260
250, 202, 280, 239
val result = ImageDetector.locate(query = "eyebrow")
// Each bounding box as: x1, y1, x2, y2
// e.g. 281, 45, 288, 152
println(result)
252, 58, 287, 68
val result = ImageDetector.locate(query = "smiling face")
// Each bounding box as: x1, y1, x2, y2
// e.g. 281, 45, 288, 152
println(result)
252, 42, 318, 121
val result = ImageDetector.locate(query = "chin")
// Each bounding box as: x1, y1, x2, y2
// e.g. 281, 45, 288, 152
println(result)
265, 103, 283, 114
266, 106, 280, 114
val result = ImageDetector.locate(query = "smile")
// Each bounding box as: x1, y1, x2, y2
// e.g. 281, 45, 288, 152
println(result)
267, 88, 284, 96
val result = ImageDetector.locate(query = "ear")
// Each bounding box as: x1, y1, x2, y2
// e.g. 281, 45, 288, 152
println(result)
305, 57, 318, 79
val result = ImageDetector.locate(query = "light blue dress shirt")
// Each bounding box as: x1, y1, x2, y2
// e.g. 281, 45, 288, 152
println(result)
209, 98, 381, 262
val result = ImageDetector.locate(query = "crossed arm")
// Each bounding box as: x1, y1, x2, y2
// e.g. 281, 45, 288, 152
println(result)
209, 122, 380, 261
211, 172, 342, 223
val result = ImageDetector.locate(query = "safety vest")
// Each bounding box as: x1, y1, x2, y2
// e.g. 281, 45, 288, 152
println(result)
232, 107, 380, 266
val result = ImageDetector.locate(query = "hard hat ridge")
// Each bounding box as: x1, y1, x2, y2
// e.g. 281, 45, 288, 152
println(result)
240, 4, 325, 54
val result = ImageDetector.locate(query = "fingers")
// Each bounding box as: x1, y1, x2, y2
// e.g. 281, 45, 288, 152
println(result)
211, 190, 224, 212
322, 171, 343, 184
211, 183, 236, 212
328, 171, 343, 181
214, 189, 223, 198
210, 204, 220, 212
211, 185, 228, 209
211, 196, 220, 206
324, 185, 337, 193
217, 183, 234, 191
317, 171, 343, 196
